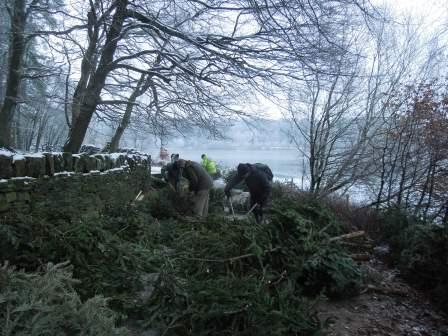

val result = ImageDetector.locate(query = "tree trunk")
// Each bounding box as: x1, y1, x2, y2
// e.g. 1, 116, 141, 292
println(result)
34, 112, 48, 152
69, 0, 102, 127
442, 204, 448, 226
26, 112, 39, 151
423, 162, 436, 220
376, 137, 390, 210
15, 107, 22, 149
109, 74, 145, 152
415, 158, 433, 216
0, 50, 8, 101
0, 0, 26, 148
63, 0, 128, 153
397, 120, 415, 207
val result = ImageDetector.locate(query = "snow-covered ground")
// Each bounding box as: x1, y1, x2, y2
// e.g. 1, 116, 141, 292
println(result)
151, 166, 162, 175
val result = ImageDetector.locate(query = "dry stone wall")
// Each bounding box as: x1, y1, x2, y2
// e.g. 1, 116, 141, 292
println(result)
0, 152, 150, 179
0, 152, 151, 215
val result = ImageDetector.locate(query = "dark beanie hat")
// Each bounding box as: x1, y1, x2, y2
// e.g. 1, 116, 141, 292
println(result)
237, 163, 250, 175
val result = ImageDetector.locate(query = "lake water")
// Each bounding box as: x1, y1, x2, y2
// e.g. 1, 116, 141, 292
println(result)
149, 147, 306, 182
148, 146, 369, 203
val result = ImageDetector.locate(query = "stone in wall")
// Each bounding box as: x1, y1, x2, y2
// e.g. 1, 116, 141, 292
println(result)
5, 191, 17, 202
0, 154, 13, 178
72, 155, 81, 173
0, 180, 10, 211
53, 153, 64, 172
0, 178, 33, 212
116, 154, 127, 167
73, 154, 87, 173
0, 155, 151, 215
94, 155, 105, 171
94, 157, 102, 171
25, 155, 45, 178
13, 157, 25, 177
62, 152, 73, 171
0, 194, 8, 211
126, 156, 136, 170
104, 155, 114, 170
0, 152, 151, 179
86, 155, 98, 172
44, 153, 55, 176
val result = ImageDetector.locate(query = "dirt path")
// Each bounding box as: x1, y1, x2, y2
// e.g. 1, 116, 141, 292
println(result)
318, 259, 448, 336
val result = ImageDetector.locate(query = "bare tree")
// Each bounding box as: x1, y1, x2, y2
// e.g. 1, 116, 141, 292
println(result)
0, 0, 70, 149
285, 12, 425, 198
0, 0, 27, 148
286, 56, 368, 195
0, 1, 11, 102
107, 73, 147, 152
56, 0, 376, 153
62, 0, 129, 153
369, 81, 448, 222
0, 0, 377, 153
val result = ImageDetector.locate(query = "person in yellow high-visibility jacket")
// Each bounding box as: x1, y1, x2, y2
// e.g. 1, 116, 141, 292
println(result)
201, 154, 217, 177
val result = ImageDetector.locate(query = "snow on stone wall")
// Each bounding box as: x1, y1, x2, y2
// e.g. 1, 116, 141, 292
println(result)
0, 151, 151, 214
0, 150, 151, 179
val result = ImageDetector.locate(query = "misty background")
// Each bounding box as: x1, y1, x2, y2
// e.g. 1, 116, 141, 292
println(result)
84, 118, 306, 181
1, 0, 448, 220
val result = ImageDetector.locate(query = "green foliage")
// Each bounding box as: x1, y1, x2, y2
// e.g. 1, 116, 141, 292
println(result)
0, 197, 160, 311
208, 187, 226, 214
379, 209, 419, 254
147, 274, 322, 336
0, 179, 363, 334
379, 209, 448, 311
146, 178, 197, 218
138, 189, 362, 335
269, 196, 361, 298
145, 187, 183, 218
302, 247, 362, 298
0, 261, 125, 335
141, 217, 324, 335
270, 191, 346, 237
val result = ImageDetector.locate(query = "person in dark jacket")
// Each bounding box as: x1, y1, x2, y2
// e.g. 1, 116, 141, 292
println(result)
224, 163, 273, 223
171, 153, 179, 163
165, 159, 213, 217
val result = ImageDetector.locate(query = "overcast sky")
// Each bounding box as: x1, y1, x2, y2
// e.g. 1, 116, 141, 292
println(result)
260, 0, 448, 120
375, 0, 447, 24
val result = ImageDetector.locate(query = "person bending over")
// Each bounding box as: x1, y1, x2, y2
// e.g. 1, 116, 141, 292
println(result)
166, 159, 213, 217
224, 163, 273, 223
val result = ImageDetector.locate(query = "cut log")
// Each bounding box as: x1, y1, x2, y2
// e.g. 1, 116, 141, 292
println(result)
134, 190, 144, 201
340, 241, 374, 249
364, 284, 408, 296
329, 230, 365, 242
350, 253, 371, 262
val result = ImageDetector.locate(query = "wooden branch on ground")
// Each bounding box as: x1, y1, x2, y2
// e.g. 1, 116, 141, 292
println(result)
179, 247, 281, 263
134, 190, 144, 201
363, 284, 408, 296
329, 230, 365, 242
340, 241, 373, 249
350, 253, 371, 262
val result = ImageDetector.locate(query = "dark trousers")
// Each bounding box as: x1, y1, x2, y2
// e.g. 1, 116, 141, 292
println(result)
250, 192, 270, 224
